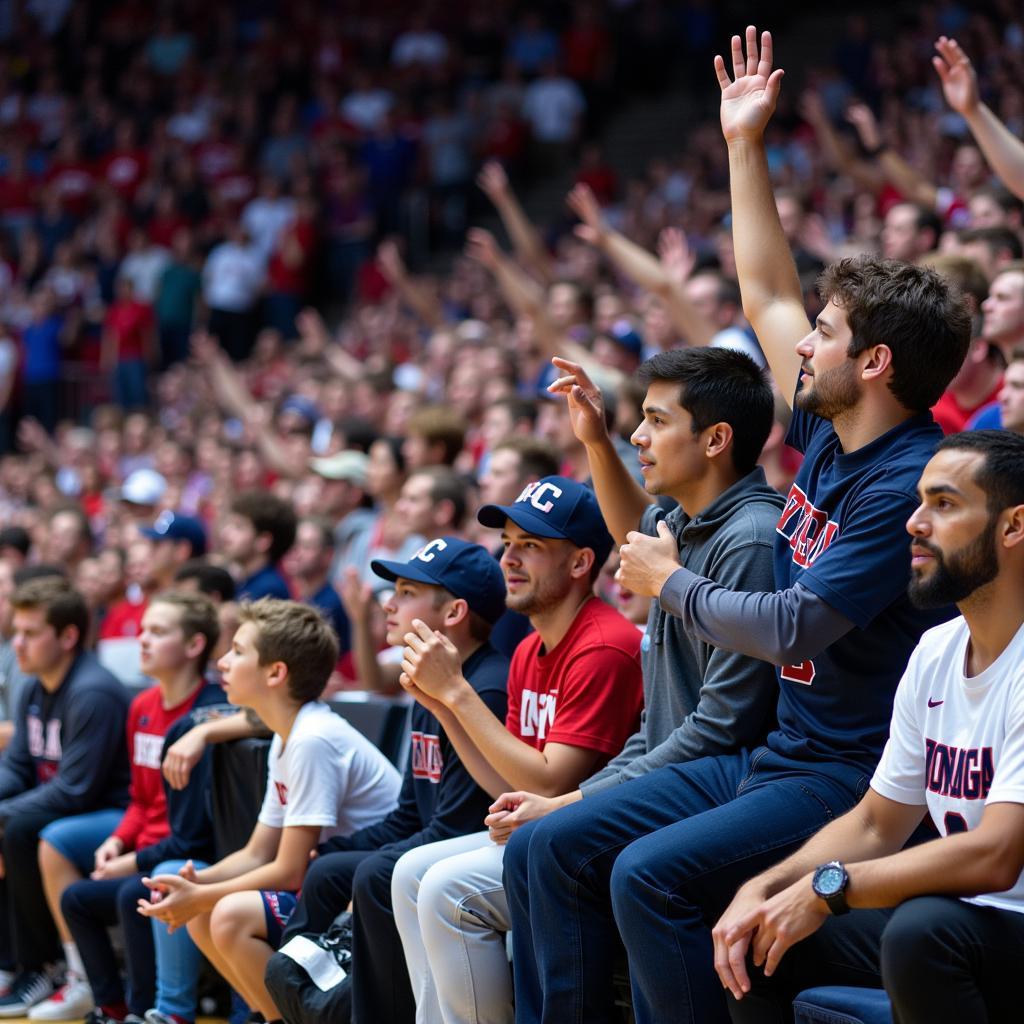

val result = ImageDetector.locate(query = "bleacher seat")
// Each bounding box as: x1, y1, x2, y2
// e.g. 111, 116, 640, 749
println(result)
793, 986, 893, 1024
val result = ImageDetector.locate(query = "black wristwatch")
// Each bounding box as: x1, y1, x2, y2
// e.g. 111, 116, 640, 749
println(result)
812, 861, 850, 915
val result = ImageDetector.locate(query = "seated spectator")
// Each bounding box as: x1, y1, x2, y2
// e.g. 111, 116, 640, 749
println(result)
32, 593, 221, 1023
268, 537, 508, 1021
0, 558, 28, 751
0, 579, 130, 1016
401, 406, 468, 470
999, 347, 1024, 436
391, 477, 643, 1024
283, 517, 349, 652
220, 492, 297, 601
139, 599, 402, 1020
394, 466, 468, 543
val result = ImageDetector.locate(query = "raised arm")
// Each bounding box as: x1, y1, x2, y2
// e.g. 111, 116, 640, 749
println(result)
934, 36, 1024, 200
845, 103, 939, 210
376, 239, 447, 330
798, 90, 884, 194
477, 161, 555, 284
567, 184, 716, 347
718, 26, 809, 398
547, 356, 649, 545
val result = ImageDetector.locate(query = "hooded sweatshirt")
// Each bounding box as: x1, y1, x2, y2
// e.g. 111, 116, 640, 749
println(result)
582, 467, 783, 796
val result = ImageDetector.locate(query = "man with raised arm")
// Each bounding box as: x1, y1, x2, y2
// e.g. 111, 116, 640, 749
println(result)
714, 431, 1024, 1023
500, 26, 971, 1024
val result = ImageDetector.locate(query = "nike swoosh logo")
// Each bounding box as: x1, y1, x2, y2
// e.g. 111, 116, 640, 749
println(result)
928, 698, 944, 708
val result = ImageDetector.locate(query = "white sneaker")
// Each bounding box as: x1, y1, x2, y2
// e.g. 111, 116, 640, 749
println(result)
28, 979, 94, 1021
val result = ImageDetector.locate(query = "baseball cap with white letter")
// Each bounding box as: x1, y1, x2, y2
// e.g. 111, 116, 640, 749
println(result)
371, 536, 507, 624
477, 475, 614, 567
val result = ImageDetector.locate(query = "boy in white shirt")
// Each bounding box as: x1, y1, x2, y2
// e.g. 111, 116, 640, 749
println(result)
713, 430, 1024, 1023
138, 598, 401, 1021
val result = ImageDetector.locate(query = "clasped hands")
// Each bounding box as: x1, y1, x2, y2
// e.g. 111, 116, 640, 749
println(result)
136, 859, 207, 933
399, 619, 466, 708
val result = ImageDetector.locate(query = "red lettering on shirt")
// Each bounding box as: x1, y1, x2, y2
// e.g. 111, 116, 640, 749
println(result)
274, 780, 288, 805
776, 484, 840, 567
410, 731, 443, 783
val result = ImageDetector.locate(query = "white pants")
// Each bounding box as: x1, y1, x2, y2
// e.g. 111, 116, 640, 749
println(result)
391, 831, 514, 1024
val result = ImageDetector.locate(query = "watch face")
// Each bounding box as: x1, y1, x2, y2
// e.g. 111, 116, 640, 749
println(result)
815, 865, 845, 896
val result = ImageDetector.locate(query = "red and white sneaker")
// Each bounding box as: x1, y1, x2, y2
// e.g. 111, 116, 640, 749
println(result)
28, 978, 94, 1021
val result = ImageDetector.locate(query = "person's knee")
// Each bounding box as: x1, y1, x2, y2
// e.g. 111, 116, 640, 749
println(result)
116, 877, 146, 922
209, 893, 258, 945
880, 897, 947, 988
37, 838, 70, 877
391, 848, 427, 912
417, 861, 461, 927
59, 879, 86, 921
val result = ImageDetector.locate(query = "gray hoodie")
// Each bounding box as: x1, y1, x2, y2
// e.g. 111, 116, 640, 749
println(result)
582, 467, 783, 796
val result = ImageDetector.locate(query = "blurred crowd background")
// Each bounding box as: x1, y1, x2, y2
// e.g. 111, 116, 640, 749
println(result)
0, 0, 1021, 700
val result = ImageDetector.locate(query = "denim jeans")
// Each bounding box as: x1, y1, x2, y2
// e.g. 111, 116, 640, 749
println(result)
61, 873, 154, 1013
149, 859, 209, 1020
503, 747, 868, 1024
39, 809, 126, 873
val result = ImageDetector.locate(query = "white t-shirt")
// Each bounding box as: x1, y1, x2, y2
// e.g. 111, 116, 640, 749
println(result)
258, 701, 402, 842
871, 616, 1024, 914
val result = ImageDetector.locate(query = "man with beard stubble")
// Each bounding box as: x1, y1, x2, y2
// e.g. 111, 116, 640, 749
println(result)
713, 430, 1024, 1024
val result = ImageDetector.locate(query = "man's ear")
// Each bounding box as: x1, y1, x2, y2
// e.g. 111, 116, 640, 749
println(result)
703, 422, 734, 461
443, 597, 470, 630
570, 546, 596, 581
57, 624, 80, 654
1001, 504, 1024, 551
860, 344, 893, 383
264, 659, 290, 690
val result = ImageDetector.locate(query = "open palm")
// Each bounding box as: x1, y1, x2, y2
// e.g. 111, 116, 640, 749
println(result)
933, 36, 979, 116
716, 26, 785, 142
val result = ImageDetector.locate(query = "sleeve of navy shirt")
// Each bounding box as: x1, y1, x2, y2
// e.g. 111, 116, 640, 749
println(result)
0, 684, 39, 800
135, 689, 222, 873
0, 680, 129, 825
321, 647, 509, 856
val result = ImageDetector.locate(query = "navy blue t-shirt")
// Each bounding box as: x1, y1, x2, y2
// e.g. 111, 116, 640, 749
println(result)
238, 564, 291, 602
306, 581, 351, 654
769, 402, 953, 771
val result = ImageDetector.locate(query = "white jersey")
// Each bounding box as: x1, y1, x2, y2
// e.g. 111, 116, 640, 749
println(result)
258, 701, 401, 843
871, 616, 1024, 914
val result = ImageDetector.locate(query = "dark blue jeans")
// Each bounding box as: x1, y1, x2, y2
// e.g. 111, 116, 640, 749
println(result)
61, 874, 154, 1013
503, 747, 868, 1024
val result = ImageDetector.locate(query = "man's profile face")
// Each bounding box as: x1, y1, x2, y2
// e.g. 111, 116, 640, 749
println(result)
794, 299, 861, 420
981, 271, 1024, 350
12, 607, 66, 676
907, 449, 999, 609
630, 381, 708, 498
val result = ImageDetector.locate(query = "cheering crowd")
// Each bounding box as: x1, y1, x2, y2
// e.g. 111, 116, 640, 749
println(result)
1, 4, 1024, 1024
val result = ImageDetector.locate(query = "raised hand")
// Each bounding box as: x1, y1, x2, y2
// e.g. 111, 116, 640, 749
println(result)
797, 90, 828, 126
464, 228, 502, 270
477, 160, 510, 202
546, 356, 609, 446
715, 26, 785, 143
657, 227, 696, 285
401, 619, 464, 704
376, 239, 406, 282
566, 183, 607, 246
933, 36, 980, 116
339, 566, 375, 622
845, 103, 882, 152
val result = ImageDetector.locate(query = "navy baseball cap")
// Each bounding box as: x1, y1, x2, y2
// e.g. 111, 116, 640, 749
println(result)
371, 537, 507, 624
477, 475, 614, 567
142, 512, 208, 557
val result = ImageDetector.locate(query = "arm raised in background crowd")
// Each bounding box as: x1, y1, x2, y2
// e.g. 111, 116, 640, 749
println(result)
376, 239, 447, 330
190, 329, 299, 480
718, 26, 808, 401
845, 102, 941, 211
934, 35, 1024, 200
546, 356, 649, 545
567, 183, 717, 348
798, 90, 884, 195
338, 567, 402, 696
477, 160, 555, 285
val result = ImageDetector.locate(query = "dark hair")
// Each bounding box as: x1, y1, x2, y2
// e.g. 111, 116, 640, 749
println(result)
905, 204, 943, 244
817, 255, 971, 412
919, 253, 989, 312
376, 435, 407, 474
48, 503, 93, 549
0, 526, 30, 556
300, 516, 336, 550
411, 466, 469, 529
936, 430, 1024, 514
14, 564, 67, 585
238, 598, 339, 703
11, 577, 89, 652
149, 590, 220, 674
971, 185, 1024, 218
493, 396, 538, 429
174, 559, 236, 601
230, 491, 298, 563
637, 348, 774, 474
959, 226, 1024, 262
491, 437, 561, 483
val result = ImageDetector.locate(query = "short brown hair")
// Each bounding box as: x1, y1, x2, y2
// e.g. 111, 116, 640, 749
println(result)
237, 598, 338, 703
817, 255, 971, 412
406, 406, 468, 465
230, 492, 298, 563
150, 590, 221, 674
491, 437, 561, 484
12, 577, 89, 652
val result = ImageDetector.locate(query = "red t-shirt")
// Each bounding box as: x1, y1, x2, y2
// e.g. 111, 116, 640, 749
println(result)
506, 596, 643, 761
98, 596, 147, 640
932, 378, 1003, 435
100, 149, 149, 199
112, 684, 204, 851
105, 299, 154, 360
